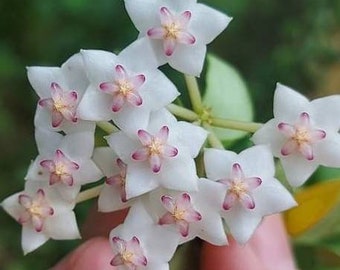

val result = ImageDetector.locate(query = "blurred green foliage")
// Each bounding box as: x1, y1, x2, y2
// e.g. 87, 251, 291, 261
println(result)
0, 0, 339, 269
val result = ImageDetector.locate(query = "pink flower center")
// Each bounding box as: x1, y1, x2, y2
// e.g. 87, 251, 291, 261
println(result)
278, 112, 326, 160
110, 236, 147, 269
218, 163, 262, 210
99, 65, 145, 112
159, 193, 202, 237
106, 158, 128, 202
147, 7, 196, 56
131, 126, 178, 173
38, 82, 78, 127
40, 149, 79, 186
18, 189, 54, 232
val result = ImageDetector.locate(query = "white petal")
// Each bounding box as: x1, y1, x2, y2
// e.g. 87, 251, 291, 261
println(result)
251, 119, 286, 157
54, 184, 81, 202
73, 159, 103, 185
22, 225, 49, 255
1, 192, 23, 221
192, 179, 227, 245
98, 185, 131, 212
35, 127, 63, 155
311, 95, 340, 131
46, 211, 81, 240
93, 147, 118, 176
124, 0, 161, 33
160, 151, 198, 192
190, 3, 232, 44
254, 177, 297, 215
168, 43, 206, 76
221, 205, 262, 245
145, 262, 169, 270
24, 157, 50, 182
123, 201, 154, 230
27, 66, 66, 98
273, 83, 310, 121
140, 225, 179, 262
106, 131, 140, 162
61, 52, 89, 94
196, 210, 227, 245
112, 103, 150, 134
125, 163, 158, 198
60, 132, 94, 159
80, 49, 117, 85
77, 85, 113, 121
173, 122, 207, 157
204, 148, 237, 180
280, 156, 318, 186
62, 120, 96, 134
237, 145, 275, 178
117, 37, 159, 70
316, 135, 340, 167
147, 109, 177, 133
141, 69, 179, 111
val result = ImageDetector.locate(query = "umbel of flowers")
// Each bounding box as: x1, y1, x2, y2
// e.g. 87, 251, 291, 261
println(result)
2, 0, 340, 268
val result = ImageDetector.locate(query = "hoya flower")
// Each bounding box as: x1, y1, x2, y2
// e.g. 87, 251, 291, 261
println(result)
252, 84, 340, 186
1, 181, 80, 254
146, 178, 227, 246
27, 53, 95, 134
204, 145, 296, 244
77, 38, 179, 133
109, 202, 179, 270
25, 128, 103, 200
106, 109, 207, 199
93, 147, 137, 212
124, 0, 232, 75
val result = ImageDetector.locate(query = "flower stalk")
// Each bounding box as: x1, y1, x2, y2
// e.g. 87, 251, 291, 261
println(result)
211, 117, 262, 133
185, 75, 203, 113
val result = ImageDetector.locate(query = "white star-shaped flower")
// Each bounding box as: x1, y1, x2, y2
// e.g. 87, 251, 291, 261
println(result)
27, 53, 95, 134
109, 202, 179, 270
1, 181, 80, 254
124, 0, 232, 76
252, 83, 340, 186
146, 178, 227, 246
77, 38, 179, 133
204, 145, 297, 244
106, 109, 207, 199
25, 128, 103, 201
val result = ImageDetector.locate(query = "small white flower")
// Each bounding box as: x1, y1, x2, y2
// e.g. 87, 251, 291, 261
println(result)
109, 202, 179, 270
77, 38, 179, 133
124, 0, 232, 76
147, 178, 227, 246
204, 145, 296, 244
1, 181, 80, 254
25, 128, 103, 201
252, 83, 340, 186
27, 53, 95, 134
106, 109, 207, 199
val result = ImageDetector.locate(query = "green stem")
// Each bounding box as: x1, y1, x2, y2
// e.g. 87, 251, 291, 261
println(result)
210, 117, 262, 133
203, 123, 224, 149
184, 75, 203, 113
96, 121, 118, 134
167, 104, 198, 121
76, 184, 104, 203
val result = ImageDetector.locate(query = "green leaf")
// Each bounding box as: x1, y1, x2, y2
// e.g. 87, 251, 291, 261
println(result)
203, 54, 253, 144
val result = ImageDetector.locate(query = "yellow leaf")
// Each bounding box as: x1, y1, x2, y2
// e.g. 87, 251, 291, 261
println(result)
284, 179, 340, 237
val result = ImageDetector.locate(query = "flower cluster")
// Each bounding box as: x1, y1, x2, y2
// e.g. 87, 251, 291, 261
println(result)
2, 0, 340, 269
